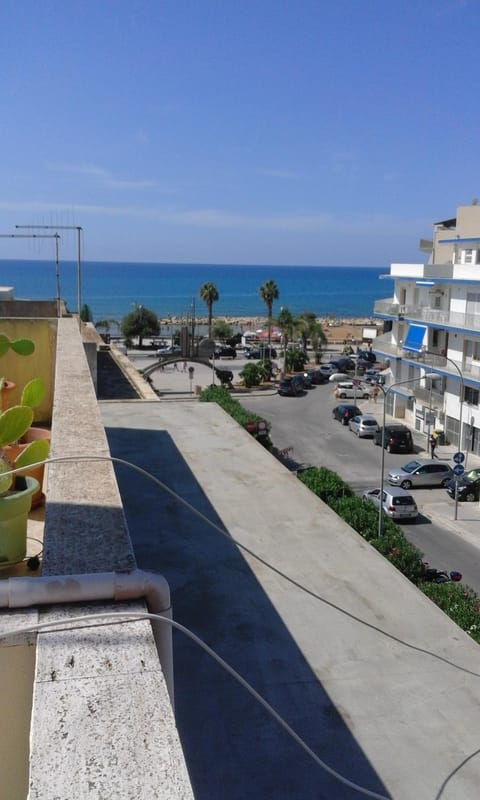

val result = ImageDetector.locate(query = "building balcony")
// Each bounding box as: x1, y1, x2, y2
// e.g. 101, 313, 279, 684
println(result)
374, 298, 480, 332
389, 262, 480, 281
373, 334, 480, 386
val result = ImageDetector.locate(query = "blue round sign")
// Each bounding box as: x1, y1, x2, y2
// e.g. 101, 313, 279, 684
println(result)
453, 464, 465, 477
453, 451, 465, 464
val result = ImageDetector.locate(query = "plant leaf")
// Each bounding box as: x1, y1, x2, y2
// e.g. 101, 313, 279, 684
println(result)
0, 406, 34, 448
0, 334, 10, 357
15, 438, 50, 468
10, 338, 35, 356
21, 378, 45, 409
0, 458, 13, 494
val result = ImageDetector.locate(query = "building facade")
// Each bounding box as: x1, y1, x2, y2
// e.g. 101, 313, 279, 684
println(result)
373, 202, 480, 456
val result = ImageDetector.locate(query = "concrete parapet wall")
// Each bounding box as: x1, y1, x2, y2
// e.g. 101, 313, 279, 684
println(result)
27, 317, 193, 799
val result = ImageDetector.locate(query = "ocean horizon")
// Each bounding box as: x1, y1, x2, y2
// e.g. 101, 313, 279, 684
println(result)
0, 259, 388, 322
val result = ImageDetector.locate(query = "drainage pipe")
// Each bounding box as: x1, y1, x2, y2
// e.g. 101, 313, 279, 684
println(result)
0, 569, 174, 704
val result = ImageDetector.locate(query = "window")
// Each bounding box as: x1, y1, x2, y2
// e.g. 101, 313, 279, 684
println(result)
464, 386, 479, 406
461, 249, 480, 264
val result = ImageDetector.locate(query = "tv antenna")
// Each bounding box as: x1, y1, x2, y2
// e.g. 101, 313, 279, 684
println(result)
0, 232, 61, 317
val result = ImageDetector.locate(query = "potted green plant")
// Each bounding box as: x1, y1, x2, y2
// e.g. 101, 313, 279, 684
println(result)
0, 334, 51, 566
3, 378, 51, 508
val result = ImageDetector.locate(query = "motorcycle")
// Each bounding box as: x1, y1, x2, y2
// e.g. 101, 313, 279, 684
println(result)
419, 561, 462, 584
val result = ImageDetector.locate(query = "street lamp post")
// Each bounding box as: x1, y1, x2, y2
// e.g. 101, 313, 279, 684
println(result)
377, 373, 436, 537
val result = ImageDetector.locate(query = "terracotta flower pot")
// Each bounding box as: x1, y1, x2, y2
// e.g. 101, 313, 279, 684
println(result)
1, 380, 16, 411
4, 427, 51, 509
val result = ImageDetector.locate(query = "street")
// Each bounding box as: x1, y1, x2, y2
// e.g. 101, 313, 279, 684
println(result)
235, 379, 480, 592
129, 347, 480, 592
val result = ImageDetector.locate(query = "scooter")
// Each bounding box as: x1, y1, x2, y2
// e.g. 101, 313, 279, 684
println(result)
419, 561, 462, 584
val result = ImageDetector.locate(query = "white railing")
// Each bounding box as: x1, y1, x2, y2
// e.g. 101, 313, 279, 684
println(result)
374, 299, 480, 330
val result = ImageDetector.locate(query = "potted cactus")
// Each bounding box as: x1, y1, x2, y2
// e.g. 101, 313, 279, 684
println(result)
0, 334, 51, 566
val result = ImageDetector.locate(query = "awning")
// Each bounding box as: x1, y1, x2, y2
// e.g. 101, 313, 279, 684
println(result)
403, 324, 427, 353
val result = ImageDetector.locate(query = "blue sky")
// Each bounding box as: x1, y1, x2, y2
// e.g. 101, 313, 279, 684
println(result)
1, 0, 479, 266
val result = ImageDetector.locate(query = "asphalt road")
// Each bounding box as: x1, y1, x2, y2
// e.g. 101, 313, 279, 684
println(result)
237, 381, 480, 592
128, 348, 480, 591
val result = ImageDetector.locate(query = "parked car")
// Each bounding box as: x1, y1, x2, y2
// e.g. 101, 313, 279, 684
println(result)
362, 486, 418, 522
302, 371, 314, 389
334, 382, 372, 400
214, 345, 237, 359
278, 375, 304, 396
336, 357, 356, 372
348, 415, 379, 437
446, 469, 480, 502
245, 345, 277, 360
373, 424, 413, 453
332, 404, 361, 425
387, 459, 453, 489
308, 368, 329, 385
364, 368, 387, 385
318, 363, 337, 376
329, 373, 351, 384
156, 344, 181, 357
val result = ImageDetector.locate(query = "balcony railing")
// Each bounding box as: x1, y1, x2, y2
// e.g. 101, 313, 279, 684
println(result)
374, 298, 480, 330
373, 336, 480, 385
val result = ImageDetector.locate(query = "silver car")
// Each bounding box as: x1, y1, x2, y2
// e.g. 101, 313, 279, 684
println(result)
334, 381, 372, 399
348, 414, 379, 438
362, 486, 418, 522
387, 459, 453, 489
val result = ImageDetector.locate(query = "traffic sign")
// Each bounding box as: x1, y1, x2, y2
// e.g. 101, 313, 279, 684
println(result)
453, 451, 465, 464
453, 464, 465, 477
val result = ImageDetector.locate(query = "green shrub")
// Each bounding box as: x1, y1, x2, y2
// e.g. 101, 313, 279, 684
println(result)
257, 360, 274, 381
372, 529, 424, 583
199, 386, 272, 447
328, 496, 423, 582
297, 466, 353, 502
285, 349, 308, 372
420, 582, 480, 644
299, 466, 480, 641
239, 362, 263, 387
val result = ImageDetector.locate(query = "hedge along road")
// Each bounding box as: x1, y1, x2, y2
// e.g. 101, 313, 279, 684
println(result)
240, 383, 480, 593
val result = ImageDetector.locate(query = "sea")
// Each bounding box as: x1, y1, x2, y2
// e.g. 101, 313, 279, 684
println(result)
0, 259, 388, 324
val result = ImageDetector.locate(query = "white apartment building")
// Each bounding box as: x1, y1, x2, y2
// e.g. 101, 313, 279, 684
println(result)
373, 202, 480, 457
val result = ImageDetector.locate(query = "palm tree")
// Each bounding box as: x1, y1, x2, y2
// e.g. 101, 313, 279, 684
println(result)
259, 279, 279, 346
295, 311, 327, 363
199, 283, 219, 338
276, 307, 295, 374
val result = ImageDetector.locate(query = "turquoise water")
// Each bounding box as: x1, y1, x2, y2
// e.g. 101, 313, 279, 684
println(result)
0, 260, 387, 322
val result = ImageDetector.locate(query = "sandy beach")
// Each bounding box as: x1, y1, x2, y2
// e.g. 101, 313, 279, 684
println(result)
158, 314, 382, 345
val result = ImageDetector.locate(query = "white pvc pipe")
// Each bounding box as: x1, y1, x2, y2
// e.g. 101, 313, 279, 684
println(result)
0, 569, 174, 705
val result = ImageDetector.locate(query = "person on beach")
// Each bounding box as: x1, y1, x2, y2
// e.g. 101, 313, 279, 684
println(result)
182, 361, 187, 372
